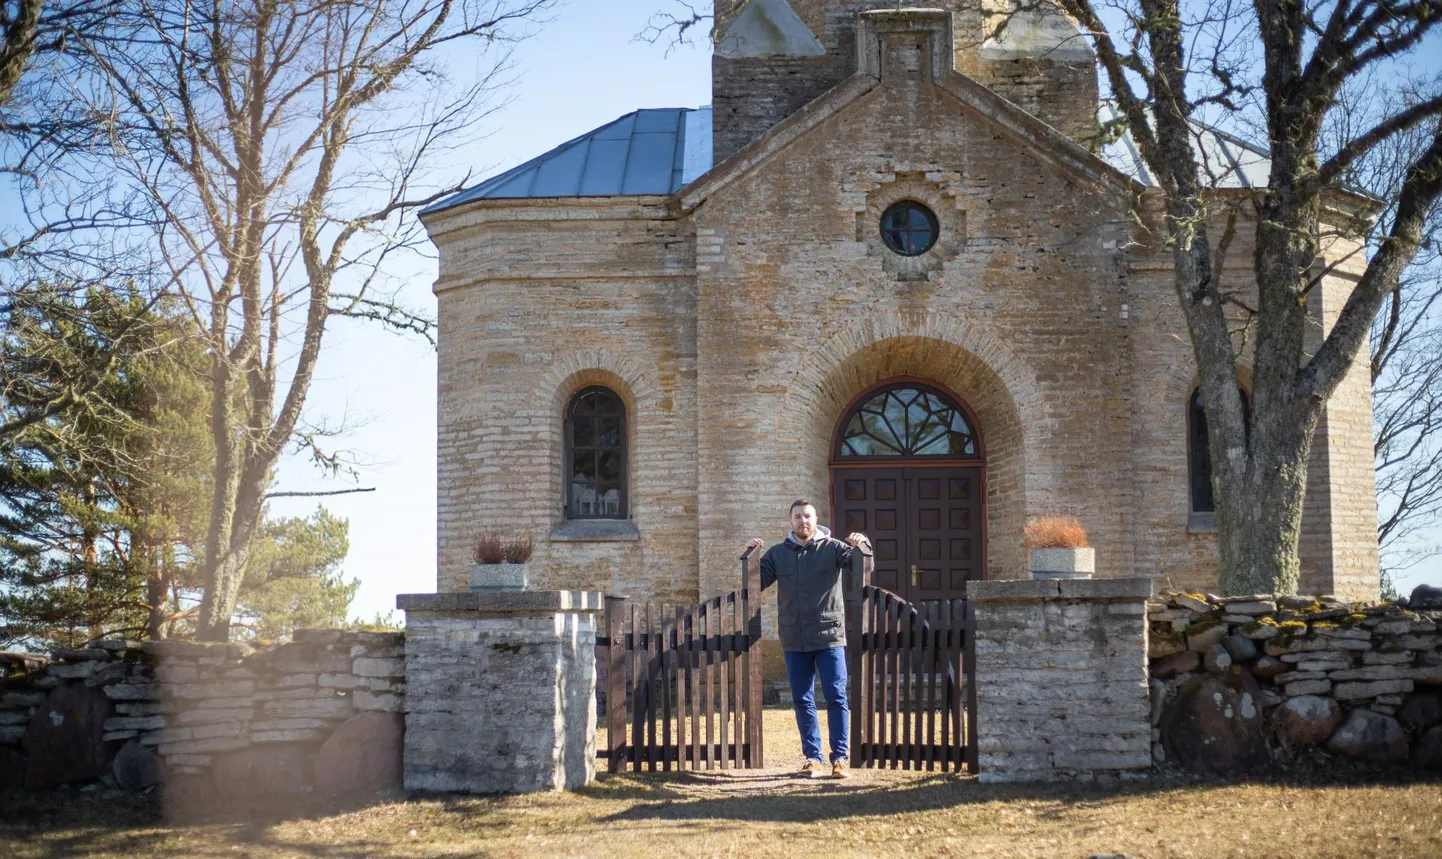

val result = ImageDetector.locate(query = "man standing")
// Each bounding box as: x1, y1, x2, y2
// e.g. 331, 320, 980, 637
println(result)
746, 499, 869, 779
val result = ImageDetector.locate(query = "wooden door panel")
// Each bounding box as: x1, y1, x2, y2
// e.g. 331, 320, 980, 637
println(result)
834, 465, 983, 601
906, 466, 982, 601
833, 468, 908, 597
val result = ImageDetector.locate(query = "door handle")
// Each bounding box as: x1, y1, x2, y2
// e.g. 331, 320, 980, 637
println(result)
910, 565, 920, 589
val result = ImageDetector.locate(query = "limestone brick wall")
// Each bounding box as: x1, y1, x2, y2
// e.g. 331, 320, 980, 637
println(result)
425, 199, 700, 603
0, 632, 404, 795
691, 40, 1136, 600
1304, 233, 1380, 600
713, 54, 847, 164
969, 578, 1154, 782
973, 57, 1099, 145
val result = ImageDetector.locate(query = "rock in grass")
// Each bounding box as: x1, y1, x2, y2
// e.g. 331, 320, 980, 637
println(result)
313, 711, 403, 795
21, 684, 116, 789
1160, 671, 1268, 774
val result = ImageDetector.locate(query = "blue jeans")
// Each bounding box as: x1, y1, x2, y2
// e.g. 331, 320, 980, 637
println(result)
784, 647, 849, 763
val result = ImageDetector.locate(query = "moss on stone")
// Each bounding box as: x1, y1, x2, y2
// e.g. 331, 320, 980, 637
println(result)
1184, 616, 1223, 635
1240, 617, 1280, 636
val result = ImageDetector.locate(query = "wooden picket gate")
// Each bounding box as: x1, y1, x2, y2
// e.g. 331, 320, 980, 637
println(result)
844, 548, 978, 772
599, 548, 764, 771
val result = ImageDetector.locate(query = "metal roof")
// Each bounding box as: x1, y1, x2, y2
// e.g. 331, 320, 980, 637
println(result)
422, 108, 713, 213
1099, 102, 1271, 189
424, 102, 1275, 214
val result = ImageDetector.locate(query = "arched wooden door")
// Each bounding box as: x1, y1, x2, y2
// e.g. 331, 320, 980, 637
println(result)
830, 381, 985, 601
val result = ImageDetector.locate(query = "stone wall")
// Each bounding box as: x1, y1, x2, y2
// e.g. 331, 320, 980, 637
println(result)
1147, 593, 1442, 772
970, 578, 1154, 782
398, 591, 601, 794
0, 631, 405, 796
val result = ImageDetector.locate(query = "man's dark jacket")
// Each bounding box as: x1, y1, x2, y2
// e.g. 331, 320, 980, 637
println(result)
760, 530, 856, 652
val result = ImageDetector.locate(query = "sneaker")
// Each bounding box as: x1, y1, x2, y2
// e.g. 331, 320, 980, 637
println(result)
799, 759, 824, 778
831, 759, 851, 779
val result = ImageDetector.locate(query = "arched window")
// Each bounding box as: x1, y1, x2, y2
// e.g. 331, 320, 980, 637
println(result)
836, 383, 979, 459
565, 386, 626, 519
1189, 386, 1251, 514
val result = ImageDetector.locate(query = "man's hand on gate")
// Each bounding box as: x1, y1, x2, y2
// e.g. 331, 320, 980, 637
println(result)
845, 532, 870, 549
744, 537, 764, 552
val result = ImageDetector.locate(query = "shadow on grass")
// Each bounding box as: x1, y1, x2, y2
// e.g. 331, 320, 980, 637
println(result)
596, 773, 1170, 824
0, 787, 407, 859
596, 765, 1442, 825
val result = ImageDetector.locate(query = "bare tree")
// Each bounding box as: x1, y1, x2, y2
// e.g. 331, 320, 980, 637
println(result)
1356, 110, 1442, 574
1046, 0, 1442, 594
56, 0, 552, 639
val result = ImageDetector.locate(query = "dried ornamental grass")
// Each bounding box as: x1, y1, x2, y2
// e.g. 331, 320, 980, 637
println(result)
501, 533, 534, 564
473, 533, 534, 564
473, 534, 504, 564
1023, 515, 1089, 549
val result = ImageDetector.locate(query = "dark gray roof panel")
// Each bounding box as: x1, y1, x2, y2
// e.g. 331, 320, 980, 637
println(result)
422, 107, 707, 213
578, 138, 630, 195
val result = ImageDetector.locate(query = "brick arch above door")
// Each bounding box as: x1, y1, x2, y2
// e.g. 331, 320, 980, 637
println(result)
776, 313, 1039, 579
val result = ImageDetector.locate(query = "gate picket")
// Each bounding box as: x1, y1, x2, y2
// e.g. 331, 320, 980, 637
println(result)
600, 551, 764, 772
839, 548, 976, 774
731, 591, 743, 768
721, 596, 732, 772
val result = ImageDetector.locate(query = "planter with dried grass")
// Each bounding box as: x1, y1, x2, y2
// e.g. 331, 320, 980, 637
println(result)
1023, 515, 1094, 580
468, 533, 535, 593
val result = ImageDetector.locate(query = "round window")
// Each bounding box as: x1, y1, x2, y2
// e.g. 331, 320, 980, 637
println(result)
879, 200, 939, 256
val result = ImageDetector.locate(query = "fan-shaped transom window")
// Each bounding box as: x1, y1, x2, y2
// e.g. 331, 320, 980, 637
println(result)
837, 384, 979, 459
566, 386, 627, 519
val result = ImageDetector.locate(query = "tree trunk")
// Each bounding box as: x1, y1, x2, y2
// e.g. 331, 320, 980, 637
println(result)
1214, 408, 1318, 594
195, 450, 270, 641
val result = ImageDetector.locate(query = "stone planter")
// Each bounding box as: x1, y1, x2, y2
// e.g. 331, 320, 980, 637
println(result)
1028, 547, 1094, 580
468, 562, 528, 593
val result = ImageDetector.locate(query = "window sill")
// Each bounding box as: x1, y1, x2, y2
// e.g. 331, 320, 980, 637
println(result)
550, 519, 640, 542
1187, 512, 1218, 534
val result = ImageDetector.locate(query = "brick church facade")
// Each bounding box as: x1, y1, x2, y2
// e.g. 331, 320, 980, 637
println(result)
420, 3, 1380, 606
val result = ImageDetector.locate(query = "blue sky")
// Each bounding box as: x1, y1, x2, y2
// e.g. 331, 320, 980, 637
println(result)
266, 1, 1439, 621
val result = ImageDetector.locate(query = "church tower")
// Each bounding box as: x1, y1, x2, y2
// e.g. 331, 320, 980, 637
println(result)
711, 1, 1100, 162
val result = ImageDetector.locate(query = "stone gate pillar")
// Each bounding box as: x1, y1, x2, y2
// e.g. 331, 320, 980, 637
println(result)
396, 590, 604, 793
967, 578, 1153, 782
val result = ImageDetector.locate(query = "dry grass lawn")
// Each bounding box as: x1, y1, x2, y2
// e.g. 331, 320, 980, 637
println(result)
3, 708, 1440, 859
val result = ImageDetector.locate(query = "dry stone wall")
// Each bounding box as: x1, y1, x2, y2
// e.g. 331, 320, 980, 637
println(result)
0, 630, 405, 796
1147, 593, 1442, 773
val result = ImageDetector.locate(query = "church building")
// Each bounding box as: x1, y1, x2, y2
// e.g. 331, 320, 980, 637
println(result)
420, 2, 1381, 607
